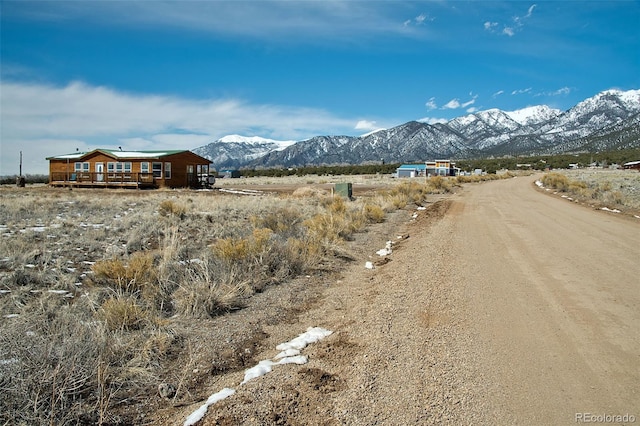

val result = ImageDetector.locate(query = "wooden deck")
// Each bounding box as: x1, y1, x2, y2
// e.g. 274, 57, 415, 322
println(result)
49, 172, 156, 189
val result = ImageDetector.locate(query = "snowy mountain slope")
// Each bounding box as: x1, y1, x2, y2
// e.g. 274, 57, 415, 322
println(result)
192, 135, 295, 169
194, 89, 640, 169
545, 112, 640, 154
505, 105, 562, 127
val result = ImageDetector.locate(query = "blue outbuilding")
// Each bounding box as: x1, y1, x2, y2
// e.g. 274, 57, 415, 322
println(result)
396, 164, 427, 178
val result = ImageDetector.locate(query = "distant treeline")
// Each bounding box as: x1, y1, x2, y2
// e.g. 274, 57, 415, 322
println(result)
0, 174, 49, 185
2, 149, 638, 184
240, 148, 640, 177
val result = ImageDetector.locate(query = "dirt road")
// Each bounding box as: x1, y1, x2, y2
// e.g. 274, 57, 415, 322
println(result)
454, 175, 640, 424
184, 175, 639, 425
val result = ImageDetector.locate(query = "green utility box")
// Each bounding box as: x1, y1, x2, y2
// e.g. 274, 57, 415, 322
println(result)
334, 183, 353, 199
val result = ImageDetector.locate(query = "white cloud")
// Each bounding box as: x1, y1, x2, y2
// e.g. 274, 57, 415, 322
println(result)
550, 86, 571, 96
354, 120, 379, 131
425, 97, 438, 110
443, 99, 461, 109
404, 13, 433, 27
417, 117, 448, 125
534, 86, 572, 97
442, 94, 477, 110
484, 21, 498, 30
466, 107, 478, 113
5, 1, 423, 42
511, 87, 532, 95
484, 3, 536, 36
0, 80, 356, 174
502, 27, 515, 37
525, 4, 537, 18
492, 90, 505, 98
461, 95, 478, 108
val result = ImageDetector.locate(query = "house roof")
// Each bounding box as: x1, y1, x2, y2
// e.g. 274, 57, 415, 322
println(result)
397, 164, 427, 170
47, 149, 209, 162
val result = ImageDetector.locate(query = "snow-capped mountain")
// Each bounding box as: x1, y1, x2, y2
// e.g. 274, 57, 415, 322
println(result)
193, 89, 640, 169
193, 135, 295, 169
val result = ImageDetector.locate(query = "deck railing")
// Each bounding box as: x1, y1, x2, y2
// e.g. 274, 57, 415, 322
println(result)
50, 172, 155, 186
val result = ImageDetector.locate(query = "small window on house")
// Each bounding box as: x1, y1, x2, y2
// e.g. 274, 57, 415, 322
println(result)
164, 162, 171, 179
152, 162, 162, 178
74, 162, 89, 172
75, 163, 89, 173
141, 162, 150, 174
187, 165, 194, 174
124, 162, 132, 173
107, 162, 116, 173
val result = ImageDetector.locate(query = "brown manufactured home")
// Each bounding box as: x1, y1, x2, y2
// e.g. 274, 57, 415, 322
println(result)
47, 149, 213, 189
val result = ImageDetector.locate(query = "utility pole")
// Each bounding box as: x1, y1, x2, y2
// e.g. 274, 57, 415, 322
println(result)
17, 151, 25, 187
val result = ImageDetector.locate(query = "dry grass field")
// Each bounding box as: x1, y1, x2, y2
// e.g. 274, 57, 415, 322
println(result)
539, 168, 640, 215
0, 175, 462, 425
3, 168, 633, 425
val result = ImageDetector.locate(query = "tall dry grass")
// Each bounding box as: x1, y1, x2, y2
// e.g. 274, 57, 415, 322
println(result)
0, 176, 472, 424
541, 170, 638, 211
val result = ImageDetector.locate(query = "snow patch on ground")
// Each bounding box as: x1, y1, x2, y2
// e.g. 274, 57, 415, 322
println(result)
184, 327, 332, 426
600, 207, 621, 213
218, 188, 263, 196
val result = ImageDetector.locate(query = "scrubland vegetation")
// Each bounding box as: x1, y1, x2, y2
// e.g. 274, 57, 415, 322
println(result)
540, 169, 640, 212
0, 174, 479, 425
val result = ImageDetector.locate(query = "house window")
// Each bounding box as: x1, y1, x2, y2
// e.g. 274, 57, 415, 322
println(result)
74, 162, 89, 172
152, 162, 162, 178
108, 162, 132, 173
141, 162, 149, 174
164, 162, 171, 179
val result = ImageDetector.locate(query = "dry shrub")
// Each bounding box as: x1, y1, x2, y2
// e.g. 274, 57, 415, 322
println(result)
541, 172, 571, 191
363, 203, 385, 223
387, 192, 411, 209
158, 199, 187, 218
172, 264, 246, 318
292, 186, 328, 198
286, 237, 323, 272
457, 174, 482, 184
127, 331, 176, 370
602, 190, 625, 206
0, 312, 106, 425
98, 295, 152, 331
91, 252, 158, 305
303, 212, 350, 244
250, 207, 303, 236
251, 227, 274, 253
212, 236, 250, 262
211, 228, 274, 264
386, 181, 430, 206
426, 175, 453, 193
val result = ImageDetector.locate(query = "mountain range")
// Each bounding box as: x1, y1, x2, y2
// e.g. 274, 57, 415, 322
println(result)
193, 89, 640, 169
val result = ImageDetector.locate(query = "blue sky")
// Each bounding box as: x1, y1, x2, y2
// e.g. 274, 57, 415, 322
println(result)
1, 0, 639, 174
